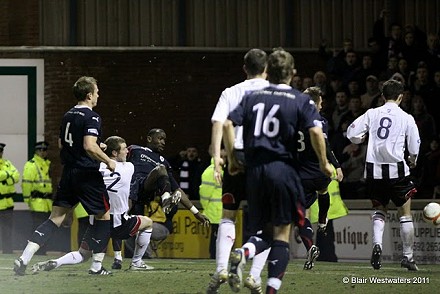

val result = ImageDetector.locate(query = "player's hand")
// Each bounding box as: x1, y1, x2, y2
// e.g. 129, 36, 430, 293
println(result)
408, 155, 417, 168
228, 155, 244, 175
213, 156, 224, 185
335, 168, 344, 182
195, 213, 210, 227
320, 161, 333, 178
107, 160, 116, 172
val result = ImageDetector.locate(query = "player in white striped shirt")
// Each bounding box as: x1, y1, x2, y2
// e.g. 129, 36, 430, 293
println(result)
347, 79, 420, 271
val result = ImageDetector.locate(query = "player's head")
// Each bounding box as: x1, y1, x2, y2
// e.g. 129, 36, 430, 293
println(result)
104, 136, 128, 162
304, 87, 322, 112
146, 128, 166, 153
381, 79, 404, 103
267, 49, 295, 85
73, 76, 99, 105
243, 48, 267, 78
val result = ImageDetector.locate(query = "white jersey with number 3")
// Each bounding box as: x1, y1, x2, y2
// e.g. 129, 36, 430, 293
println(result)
99, 161, 134, 227
346, 102, 420, 179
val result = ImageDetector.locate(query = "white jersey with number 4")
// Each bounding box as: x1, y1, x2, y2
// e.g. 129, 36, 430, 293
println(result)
346, 102, 420, 179
211, 78, 269, 150
99, 161, 134, 227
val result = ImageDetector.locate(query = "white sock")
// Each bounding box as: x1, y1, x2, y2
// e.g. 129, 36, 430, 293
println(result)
90, 252, 106, 272
114, 251, 122, 261
20, 241, 40, 265
55, 251, 84, 267
372, 210, 386, 248
250, 248, 270, 282
132, 229, 152, 264
216, 218, 235, 272
243, 242, 256, 259
400, 216, 414, 261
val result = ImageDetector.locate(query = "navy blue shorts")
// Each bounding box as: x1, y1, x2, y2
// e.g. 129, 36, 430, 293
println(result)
222, 150, 246, 211
366, 176, 417, 207
246, 161, 306, 234
301, 177, 331, 208
110, 214, 142, 240
54, 167, 109, 215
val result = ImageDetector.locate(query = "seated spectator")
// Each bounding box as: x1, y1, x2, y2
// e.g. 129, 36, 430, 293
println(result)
330, 90, 350, 135
340, 142, 367, 199
410, 95, 437, 154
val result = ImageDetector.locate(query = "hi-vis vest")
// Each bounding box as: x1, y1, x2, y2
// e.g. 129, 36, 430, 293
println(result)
74, 202, 88, 219
199, 159, 222, 224
22, 154, 53, 213
0, 158, 20, 210
309, 165, 349, 223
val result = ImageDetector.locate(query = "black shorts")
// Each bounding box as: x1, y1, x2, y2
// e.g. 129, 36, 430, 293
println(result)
246, 161, 305, 235
366, 176, 417, 208
54, 167, 109, 215
110, 214, 142, 240
301, 177, 332, 208
222, 150, 246, 211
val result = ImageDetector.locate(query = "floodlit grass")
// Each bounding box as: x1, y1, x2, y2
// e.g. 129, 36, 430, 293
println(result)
0, 254, 438, 293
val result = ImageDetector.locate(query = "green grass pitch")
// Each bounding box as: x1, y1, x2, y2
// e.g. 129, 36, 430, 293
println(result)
0, 254, 438, 293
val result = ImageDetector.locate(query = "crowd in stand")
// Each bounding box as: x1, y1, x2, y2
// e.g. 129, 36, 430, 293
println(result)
292, 16, 440, 199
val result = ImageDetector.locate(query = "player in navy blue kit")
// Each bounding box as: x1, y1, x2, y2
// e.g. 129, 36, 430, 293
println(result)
296, 87, 343, 270
111, 129, 209, 266
224, 49, 332, 293
14, 76, 116, 275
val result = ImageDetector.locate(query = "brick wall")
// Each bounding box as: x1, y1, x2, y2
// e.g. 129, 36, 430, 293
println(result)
0, 49, 325, 186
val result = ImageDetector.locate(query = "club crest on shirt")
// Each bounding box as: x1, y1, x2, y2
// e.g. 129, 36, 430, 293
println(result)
350, 123, 355, 128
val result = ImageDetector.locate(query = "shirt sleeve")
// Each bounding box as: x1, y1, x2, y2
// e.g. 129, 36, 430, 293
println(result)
211, 90, 230, 123
299, 95, 322, 130
227, 95, 246, 126
406, 115, 421, 156
346, 111, 370, 144
84, 114, 101, 137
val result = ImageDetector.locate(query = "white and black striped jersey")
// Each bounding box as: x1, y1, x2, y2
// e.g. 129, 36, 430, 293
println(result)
211, 78, 269, 150
346, 102, 420, 179
99, 160, 134, 227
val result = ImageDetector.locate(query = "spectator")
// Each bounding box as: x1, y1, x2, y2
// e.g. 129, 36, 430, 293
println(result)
0, 143, 20, 254
169, 146, 206, 200
340, 142, 367, 199
410, 95, 437, 154
291, 74, 302, 91
421, 33, 440, 74
302, 76, 313, 90
373, 9, 404, 59
331, 90, 350, 135
360, 75, 381, 110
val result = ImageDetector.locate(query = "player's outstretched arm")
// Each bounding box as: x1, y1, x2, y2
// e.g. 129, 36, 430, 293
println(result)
309, 126, 332, 177
178, 188, 210, 226
83, 135, 115, 171
211, 121, 224, 184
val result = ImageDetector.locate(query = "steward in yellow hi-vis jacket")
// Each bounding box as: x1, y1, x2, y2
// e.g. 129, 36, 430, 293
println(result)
0, 143, 20, 253
199, 156, 224, 259
22, 141, 53, 255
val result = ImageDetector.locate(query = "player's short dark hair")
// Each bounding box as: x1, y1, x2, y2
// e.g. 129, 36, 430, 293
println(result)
244, 49, 267, 76
73, 76, 97, 101
147, 128, 165, 137
303, 87, 322, 104
267, 49, 295, 84
104, 136, 126, 157
382, 79, 404, 101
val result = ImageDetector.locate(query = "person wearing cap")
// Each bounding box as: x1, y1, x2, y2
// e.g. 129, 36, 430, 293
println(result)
360, 75, 381, 110
21, 141, 53, 255
0, 143, 20, 253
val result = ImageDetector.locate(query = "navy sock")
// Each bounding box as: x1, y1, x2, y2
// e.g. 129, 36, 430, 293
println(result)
266, 240, 289, 293
299, 218, 313, 251
112, 238, 122, 251
248, 236, 271, 255
318, 192, 330, 224
30, 219, 58, 246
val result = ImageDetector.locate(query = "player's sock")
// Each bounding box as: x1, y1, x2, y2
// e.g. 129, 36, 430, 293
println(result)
132, 228, 153, 264
266, 240, 289, 293
216, 218, 235, 272
90, 253, 106, 272
400, 216, 414, 261
247, 236, 271, 256
249, 248, 270, 281
318, 192, 330, 224
55, 251, 85, 267
21, 219, 58, 264
89, 220, 111, 253
112, 238, 122, 253
372, 210, 386, 247
299, 218, 314, 251
114, 250, 122, 261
